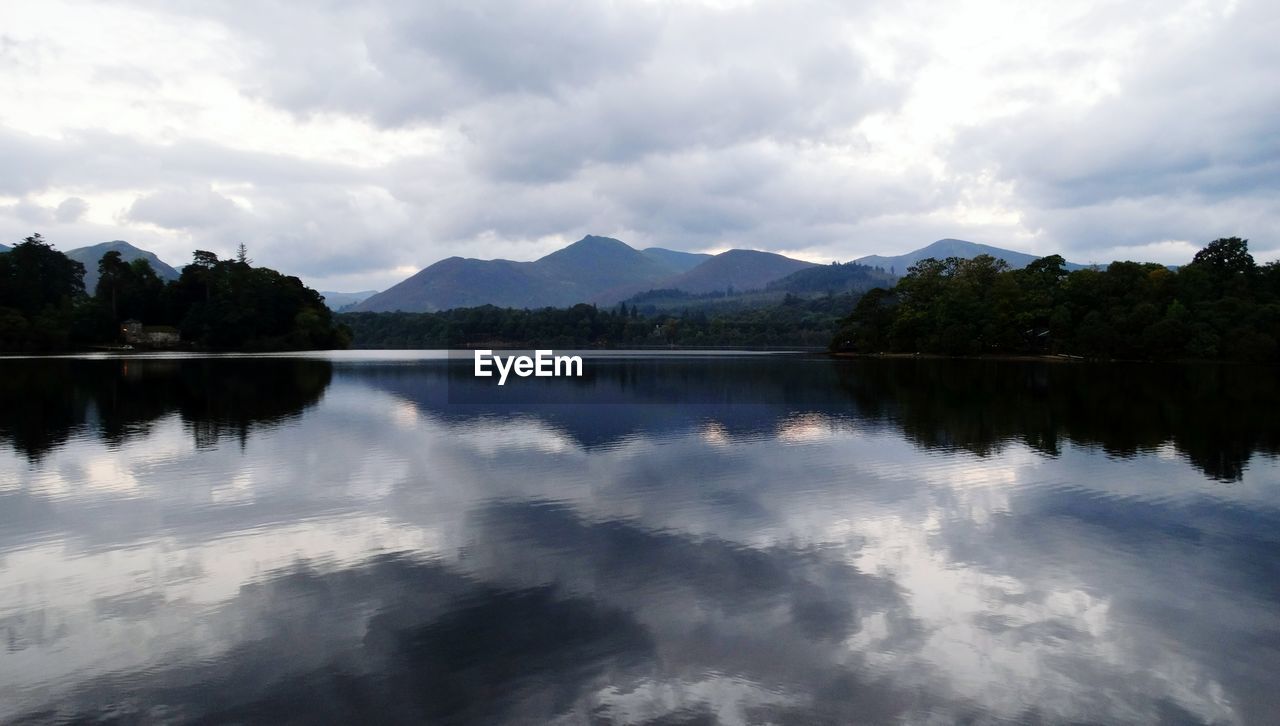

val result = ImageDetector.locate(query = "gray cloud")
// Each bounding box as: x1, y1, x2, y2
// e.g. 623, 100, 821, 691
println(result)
127, 186, 242, 231
54, 196, 88, 222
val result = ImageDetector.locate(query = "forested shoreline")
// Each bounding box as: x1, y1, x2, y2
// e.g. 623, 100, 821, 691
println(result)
0, 234, 349, 351
341, 292, 855, 349
832, 237, 1278, 363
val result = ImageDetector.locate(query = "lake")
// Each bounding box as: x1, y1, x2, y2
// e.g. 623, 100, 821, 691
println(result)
1, 352, 1278, 724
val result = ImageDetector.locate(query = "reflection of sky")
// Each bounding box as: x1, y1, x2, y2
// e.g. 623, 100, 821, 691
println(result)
1, 366, 1278, 723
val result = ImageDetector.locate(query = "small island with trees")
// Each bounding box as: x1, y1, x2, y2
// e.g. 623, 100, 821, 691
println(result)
0, 234, 350, 352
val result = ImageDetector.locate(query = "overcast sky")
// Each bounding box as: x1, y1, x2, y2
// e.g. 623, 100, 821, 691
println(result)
2, 0, 1277, 291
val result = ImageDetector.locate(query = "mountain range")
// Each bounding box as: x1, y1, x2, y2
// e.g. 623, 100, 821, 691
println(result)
351, 236, 808, 312
354, 235, 1089, 313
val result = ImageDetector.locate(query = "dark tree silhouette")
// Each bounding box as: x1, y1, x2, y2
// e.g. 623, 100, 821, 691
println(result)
831, 238, 1278, 364
0, 235, 348, 351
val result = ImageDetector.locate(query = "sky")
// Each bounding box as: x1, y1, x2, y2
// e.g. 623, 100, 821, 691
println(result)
1, 0, 1277, 291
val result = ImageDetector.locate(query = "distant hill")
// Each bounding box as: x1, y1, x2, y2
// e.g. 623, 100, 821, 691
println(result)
660, 249, 816, 294
855, 238, 1086, 274
319, 290, 379, 311
0, 243, 9, 253
640, 247, 711, 273
66, 241, 181, 293
357, 257, 542, 312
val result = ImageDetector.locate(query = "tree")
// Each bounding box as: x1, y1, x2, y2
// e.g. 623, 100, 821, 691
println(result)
1, 234, 348, 352
0, 234, 86, 316
96, 250, 129, 319
1190, 237, 1254, 276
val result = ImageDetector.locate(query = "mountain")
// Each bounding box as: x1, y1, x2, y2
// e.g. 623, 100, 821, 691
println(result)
0, 243, 9, 253
355, 236, 687, 312
659, 249, 816, 295
319, 290, 379, 311
66, 241, 181, 293
357, 257, 542, 312
641, 247, 711, 273
534, 236, 675, 292
855, 238, 1086, 274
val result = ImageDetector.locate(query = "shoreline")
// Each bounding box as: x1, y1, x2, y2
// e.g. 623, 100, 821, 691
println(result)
828, 351, 1277, 366
1, 347, 1272, 366
829, 351, 1085, 363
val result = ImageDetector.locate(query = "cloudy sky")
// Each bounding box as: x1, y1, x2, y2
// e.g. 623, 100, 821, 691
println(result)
2, 0, 1277, 291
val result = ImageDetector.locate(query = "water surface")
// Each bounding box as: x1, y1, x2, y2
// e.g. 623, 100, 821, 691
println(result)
1, 353, 1278, 724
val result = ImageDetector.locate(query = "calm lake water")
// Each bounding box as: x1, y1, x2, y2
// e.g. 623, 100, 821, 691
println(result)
1, 352, 1278, 725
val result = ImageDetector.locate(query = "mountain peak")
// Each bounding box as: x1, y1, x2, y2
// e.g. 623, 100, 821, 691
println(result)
919, 238, 982, 252
577, 234, 629, 247
536, 234, 672, 287
537, 235, 636, 261
89, 240, 143, 253
715, 248, 789, 260
65, 240, 182, 292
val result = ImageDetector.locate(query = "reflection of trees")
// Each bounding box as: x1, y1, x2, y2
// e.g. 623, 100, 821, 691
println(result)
0, 358, 332, 459
833, 359, 1280, 482
174, 359, 334, 449
5, 354, 1271, 482
358, 357, 1278, 483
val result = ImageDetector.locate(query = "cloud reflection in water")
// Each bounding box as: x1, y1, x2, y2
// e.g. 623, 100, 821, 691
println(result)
0, 354, 1277, 724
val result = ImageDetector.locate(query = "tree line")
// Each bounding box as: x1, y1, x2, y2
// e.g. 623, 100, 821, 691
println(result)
831, 237, 1279, 363
0, 234, 349, 351
341, 292, 858, 349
